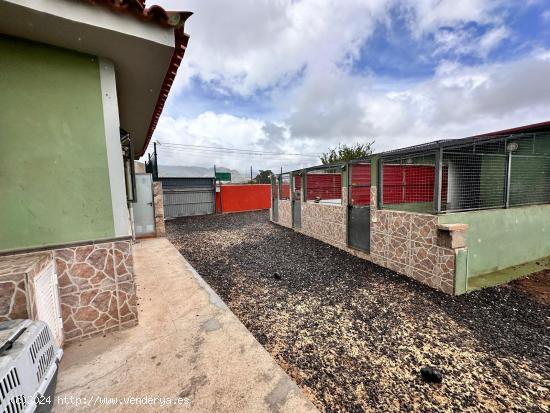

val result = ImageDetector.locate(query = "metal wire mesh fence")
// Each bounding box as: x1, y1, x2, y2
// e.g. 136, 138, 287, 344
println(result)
349, 163, 371, 206
509, 156, 550, 206
279, 173, 290, 200
441, 151, 507, 211
441, 134, 550, 212
305, 167, 342, 204
381, 154, 436, 213
380, 133, 550, 214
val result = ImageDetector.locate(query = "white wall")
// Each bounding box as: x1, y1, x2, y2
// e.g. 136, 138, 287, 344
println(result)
99, 58, 132, 237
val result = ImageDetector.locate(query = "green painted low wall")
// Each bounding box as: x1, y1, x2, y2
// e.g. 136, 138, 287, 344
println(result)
383, 202, 432, 213
439, 204, 550, 277
0, 36, 116, 252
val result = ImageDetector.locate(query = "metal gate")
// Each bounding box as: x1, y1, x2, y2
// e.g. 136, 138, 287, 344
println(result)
292, 173, 302, 229
271, 175, 279, 222
348, 162, 371, 252
162, 177, 216, 219
134, 173, 156, 237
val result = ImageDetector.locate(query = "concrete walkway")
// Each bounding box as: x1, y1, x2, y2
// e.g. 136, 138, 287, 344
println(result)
55, 238, 318, 413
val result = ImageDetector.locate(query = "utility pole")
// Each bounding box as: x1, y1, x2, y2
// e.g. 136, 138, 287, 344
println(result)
250, 166, 253, 181
153, 142, 159, 180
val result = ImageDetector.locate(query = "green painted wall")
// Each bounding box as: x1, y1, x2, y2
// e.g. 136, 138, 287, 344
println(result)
383, 202, 432, 213
0, 36, 115, 252
479, 155, 506, 207
439, 204, 550, 277
370, 156, 379, 187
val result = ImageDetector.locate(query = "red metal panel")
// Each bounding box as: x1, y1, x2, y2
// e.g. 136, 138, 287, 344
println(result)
383, 164, 435, 204
404, 166, 434, 202
382, 165, 404, 204
350, 164, 371, 206
306, 173, 342, 201
280, 183, 290, 199
216, 184, 271, 213
294, 175, 302, 190
350, 187, 370, 205
351, 164, 371, 186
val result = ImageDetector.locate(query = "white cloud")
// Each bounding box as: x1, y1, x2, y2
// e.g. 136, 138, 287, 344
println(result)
404, 0, 504, 36
433, 25, 509, 58
147, 1, 548, 172
151, 54, 550, 171
479, 25, 509, 56
149, 112, 320, 173
157, 0, 511, 95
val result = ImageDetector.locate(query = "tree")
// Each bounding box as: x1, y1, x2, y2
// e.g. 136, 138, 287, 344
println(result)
253, 169, 273, 184
320, 142, 374, 164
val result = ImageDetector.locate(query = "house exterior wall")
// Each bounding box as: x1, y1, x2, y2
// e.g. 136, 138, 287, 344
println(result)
0, 273, 30, 321
55, 240, 137, 342
0, 233, 138, 344
0, 37, 129, 253
0, 253, 56, 335
99, 57, 132, 238
438, 204, 550, 278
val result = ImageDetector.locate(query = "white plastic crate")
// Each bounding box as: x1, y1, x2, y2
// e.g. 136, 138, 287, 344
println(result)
0, 320, 63, 413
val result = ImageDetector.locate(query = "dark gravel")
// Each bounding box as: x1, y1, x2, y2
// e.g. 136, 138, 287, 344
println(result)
167, 211, 550, 413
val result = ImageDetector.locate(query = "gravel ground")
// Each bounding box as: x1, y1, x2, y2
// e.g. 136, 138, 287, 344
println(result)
166, 211, 550, 413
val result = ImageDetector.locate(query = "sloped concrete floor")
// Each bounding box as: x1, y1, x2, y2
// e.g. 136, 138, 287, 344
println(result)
54, 238, 318, 413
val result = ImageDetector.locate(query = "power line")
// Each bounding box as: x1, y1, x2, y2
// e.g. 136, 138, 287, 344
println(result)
157, 141, 321, 157
156, 147, 319, 161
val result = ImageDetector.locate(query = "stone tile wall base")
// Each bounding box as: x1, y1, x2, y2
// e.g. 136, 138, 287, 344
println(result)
0, 275, 29, 321
0, 253, 53, 322
55, 240, 138, 343
273, 199, 457, 295
153, 181, 166, 237
276, 199, 293, 228
370, 210, 455, 294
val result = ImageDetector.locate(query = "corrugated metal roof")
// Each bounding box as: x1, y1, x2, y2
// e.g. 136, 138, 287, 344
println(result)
378, 120, 550, 158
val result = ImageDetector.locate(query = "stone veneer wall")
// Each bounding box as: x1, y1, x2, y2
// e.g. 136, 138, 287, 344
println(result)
153, 181, 166, 237
0, 253, 52, 322
277, 199, 292, 228
55, 240, 138, 342
369, 210, 455, 295
300, 202, 347, 250
272, 185, 456, 294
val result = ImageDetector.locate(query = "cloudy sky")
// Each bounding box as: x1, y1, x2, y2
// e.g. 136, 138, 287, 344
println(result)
146, 0, 550, 175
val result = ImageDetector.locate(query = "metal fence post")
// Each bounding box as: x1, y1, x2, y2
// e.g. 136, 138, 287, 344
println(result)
504, 151, 512, 208
433, 148, 443, 214
377, 158, 384, 209
301, 169, 307, 202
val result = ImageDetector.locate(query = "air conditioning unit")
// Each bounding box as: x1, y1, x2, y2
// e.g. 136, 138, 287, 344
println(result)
0, 320, 63, 413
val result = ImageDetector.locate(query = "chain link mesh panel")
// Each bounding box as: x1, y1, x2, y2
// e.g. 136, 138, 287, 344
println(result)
381, 154, 436, 213
306, 167, 342, 204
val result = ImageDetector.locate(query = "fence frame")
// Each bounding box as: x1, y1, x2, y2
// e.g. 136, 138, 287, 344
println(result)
377, 132, 550, 214
303, 162, 346, 205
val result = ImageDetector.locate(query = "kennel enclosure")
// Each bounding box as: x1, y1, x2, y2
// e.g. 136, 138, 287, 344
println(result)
271, 122, 550, 295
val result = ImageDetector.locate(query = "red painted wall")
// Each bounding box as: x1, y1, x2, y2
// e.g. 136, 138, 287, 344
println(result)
305, 173, 342, 201
350, 164, 371, 206
216, 184, 271, 213
383, 164, 435, 204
